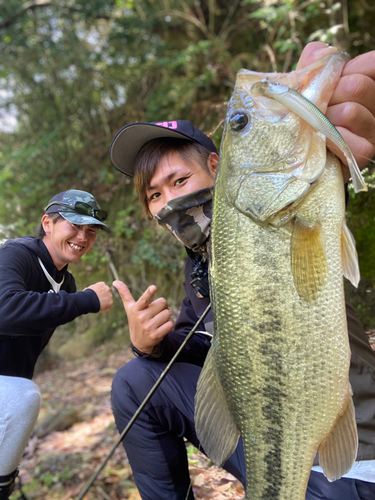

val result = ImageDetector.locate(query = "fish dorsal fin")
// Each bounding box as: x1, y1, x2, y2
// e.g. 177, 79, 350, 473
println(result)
318, 388, 358, 482
291, 217, 327, 301
195, 347, 240, 466
341, 220, 360, 288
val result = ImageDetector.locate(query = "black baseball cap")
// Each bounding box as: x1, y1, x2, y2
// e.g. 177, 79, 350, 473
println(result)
109, 120, 218, 178
44, 189, 109, 230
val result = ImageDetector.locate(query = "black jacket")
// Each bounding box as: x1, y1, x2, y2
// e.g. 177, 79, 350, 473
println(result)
0, 236, 100, 378
137, 249, 375, 463
137, 250, 212, 367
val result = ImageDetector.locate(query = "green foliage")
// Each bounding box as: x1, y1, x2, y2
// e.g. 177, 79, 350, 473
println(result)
346, 171, 375, 283
186, 444, 198, 458
10, 455, 81, 499
0, 0, 375, 338
186, 444, 200, 467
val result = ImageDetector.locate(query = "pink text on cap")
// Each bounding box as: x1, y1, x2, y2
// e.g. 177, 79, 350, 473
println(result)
155, 121, 178, 129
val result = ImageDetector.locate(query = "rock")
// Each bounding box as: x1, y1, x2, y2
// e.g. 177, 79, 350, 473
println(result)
34, 408, 81, 438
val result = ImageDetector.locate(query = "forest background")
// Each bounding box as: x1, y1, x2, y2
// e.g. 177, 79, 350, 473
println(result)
0, 0, 375, 362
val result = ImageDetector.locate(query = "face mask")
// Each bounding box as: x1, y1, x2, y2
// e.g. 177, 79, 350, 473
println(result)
154, 186, 213, 253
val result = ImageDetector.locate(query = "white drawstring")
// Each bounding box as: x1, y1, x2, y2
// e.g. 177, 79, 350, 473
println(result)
37, 258, 65, 293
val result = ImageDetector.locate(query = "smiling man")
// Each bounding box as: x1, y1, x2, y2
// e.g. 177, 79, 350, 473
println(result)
0, 189, 113, 499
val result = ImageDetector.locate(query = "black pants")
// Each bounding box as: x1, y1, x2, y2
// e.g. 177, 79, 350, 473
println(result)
111, 359, 245, 500
111, 358, 374, 500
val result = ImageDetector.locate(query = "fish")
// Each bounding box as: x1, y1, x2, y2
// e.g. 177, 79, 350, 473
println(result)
194, 50, 362, 500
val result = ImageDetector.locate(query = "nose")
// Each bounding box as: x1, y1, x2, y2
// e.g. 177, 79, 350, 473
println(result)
75, 227, 88, 241
163, 188, 176, 205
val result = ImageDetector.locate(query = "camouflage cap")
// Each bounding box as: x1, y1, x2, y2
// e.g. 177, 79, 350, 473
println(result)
45, 189, 109, 230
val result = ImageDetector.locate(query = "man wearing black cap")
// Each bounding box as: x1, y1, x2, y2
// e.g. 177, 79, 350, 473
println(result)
111, 120, 241, 500
110, 44, 375, 500
0, 189, 113, 499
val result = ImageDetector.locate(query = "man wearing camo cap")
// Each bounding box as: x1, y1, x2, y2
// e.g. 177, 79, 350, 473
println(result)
0, 189, 113, 499
110, 118, 246, 500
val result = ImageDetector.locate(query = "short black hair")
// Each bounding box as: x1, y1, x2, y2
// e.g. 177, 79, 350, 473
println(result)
36, 213, 63, 239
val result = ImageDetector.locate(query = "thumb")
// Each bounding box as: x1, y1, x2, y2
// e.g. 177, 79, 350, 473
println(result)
112, 280, 135, 311
296, 42, 337, 70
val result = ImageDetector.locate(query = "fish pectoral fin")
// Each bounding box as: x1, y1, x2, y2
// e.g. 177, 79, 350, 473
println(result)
195, 347, 240, 466
318, 389, 358, 482
341, 220, 360, 288
291, 217, 327, 301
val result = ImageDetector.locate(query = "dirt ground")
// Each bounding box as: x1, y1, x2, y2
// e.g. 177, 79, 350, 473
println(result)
11, 342, 245, 500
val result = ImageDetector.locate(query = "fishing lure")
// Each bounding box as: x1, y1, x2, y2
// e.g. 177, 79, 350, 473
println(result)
251, 79, 367, 193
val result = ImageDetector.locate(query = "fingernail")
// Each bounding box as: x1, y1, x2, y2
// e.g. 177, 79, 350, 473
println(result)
312, 45, 336, 59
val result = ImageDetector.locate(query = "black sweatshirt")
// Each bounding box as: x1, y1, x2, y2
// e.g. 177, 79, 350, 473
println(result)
0, 236, 100, 379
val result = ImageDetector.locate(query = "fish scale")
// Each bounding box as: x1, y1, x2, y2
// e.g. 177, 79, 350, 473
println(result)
195, 51, 359, 499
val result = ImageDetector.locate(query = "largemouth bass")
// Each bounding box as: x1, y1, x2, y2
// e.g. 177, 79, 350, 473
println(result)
195, 50, 362, 499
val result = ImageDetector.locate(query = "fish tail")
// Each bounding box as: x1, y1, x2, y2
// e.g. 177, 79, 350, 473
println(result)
344, 150, 368, 193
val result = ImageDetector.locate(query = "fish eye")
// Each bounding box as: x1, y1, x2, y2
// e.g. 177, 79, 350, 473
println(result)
229, 112, 248, 132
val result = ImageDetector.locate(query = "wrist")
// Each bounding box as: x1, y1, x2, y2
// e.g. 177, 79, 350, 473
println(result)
132, 343, 160, 357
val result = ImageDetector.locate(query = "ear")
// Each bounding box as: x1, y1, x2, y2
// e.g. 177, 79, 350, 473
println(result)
41, 214, 51, 235
207, 152, 219, 178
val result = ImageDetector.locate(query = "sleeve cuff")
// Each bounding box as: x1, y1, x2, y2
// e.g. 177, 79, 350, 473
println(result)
132, 343, 162, 359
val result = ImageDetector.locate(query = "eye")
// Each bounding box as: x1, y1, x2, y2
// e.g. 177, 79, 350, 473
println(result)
149, 192, 160, 201
229, 112, 248, 132
175, 177, 187, 186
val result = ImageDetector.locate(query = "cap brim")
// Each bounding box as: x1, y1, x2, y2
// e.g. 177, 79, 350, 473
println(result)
59, 211, 109, 231
109, 123, 198, 178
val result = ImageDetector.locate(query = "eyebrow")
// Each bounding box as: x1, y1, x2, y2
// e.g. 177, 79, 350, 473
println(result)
147, 170, 181, 193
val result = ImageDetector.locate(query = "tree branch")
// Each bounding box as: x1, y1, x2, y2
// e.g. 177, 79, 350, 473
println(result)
0, 0, 52, 30
149, 9, 215, 41
0, 0, 111, 30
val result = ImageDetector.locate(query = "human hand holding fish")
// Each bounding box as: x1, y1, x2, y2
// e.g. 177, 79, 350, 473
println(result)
113, 280, 173, 355
297, 42, 375, 178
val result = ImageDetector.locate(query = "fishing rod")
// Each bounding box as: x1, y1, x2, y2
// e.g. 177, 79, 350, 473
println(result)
76, 302, 212, 500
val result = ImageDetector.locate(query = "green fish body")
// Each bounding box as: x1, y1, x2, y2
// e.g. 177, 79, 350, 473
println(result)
195, 51, 359, 500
